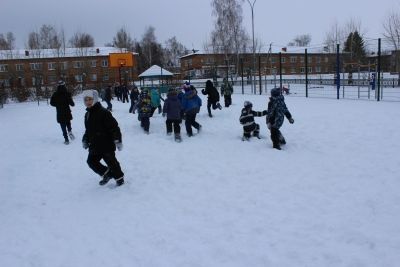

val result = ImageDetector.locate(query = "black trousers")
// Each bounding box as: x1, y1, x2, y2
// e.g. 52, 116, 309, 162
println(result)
270, 127, 285, 147
140, 116, 150, 132
185, 113, 200, 135
207, 100, 218, 116
224, 95, 232, 107
129, 100, 138, 113
122, 94, 129, 103
243, 123, 260, 138
87, 152, 124, 179
105, 100, 112, 110
166, 119, 181, 134
59, 121, 72, 141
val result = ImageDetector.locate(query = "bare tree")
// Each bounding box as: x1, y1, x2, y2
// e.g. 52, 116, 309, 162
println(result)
141, 26, 164, 68
164, 36, 188, 68
0, 32, 15, 50
288, 34, 312, 47
112, 27, 135, 51
210, 0, 248, 77
383, 11, 400, 81
324, 20, 345, 52
69, 31, 95, 56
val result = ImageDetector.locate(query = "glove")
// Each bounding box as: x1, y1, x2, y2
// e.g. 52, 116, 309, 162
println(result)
262, 110, 268, 116
289, 118, 294, 124
82, 141, 89, 150
114, 140, 123, 151
267, 123, 272, 130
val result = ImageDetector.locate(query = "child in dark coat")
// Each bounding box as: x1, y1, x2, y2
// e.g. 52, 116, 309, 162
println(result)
240, 101, 267, 141
182, 86, 202, 137
266, 88, 294, 150
163, 89, 183, 142
137, 89, 153, 134
202, 80, 222, 117
50, 81, 75, 144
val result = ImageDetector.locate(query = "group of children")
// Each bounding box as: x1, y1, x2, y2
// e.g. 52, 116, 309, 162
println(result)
50, 79, 294, 187
239, 88, 294, 150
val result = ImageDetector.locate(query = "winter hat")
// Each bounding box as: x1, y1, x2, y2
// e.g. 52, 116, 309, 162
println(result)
271, 88, 281, 97
244, 101, 252, 108
57, 80, 66, 86
82, 89, 99, 104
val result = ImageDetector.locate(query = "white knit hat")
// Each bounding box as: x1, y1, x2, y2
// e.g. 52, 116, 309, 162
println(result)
82, 90, 99, 104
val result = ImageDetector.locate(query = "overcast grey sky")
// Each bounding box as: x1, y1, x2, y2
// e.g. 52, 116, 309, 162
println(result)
1, 0, 399, 50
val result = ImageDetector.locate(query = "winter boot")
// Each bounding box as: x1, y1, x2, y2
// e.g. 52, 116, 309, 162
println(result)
167, 132, 172, 136
197, 125, 202, 133
279, 133, 286, 145
64, 140, 70, 145
68, 131, 75, 141
175, 134, 182, 143
115, 176, 125, 186
217, 102, 222, 110
253, 132, 261, 139
273, 144, 282, 150
208, 113, 213, 118
99, 169, 112, 186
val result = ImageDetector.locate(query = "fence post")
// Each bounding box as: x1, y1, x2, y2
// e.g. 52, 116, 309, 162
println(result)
241, 58, 244, 95
336, 44, 340, 100
305, 49, 308, 98
258, 56, 262, 94
377, 38, 381, 101
279, 52, 283, 90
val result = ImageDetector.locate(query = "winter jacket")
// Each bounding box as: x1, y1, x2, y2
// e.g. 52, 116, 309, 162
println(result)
138, 93, 153, 118
221, 82, 233, 96
105, 87, 112, 101
182, 89, 202, 114
50, 86, 75, 124
121, 85, 129, 96
130, 89, 139, 101
163, 92, 183, 120
150, 89, 161, 108
266, 95, 292, 129
240, 108, 267, 132
82, 102, 122, 153
202, 81, 220, 103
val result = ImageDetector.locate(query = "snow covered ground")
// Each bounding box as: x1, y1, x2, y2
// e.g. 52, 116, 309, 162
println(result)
1, 93, 400, 267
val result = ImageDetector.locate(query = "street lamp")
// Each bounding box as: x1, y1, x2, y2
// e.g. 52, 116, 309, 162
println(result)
247, 0, 257, 94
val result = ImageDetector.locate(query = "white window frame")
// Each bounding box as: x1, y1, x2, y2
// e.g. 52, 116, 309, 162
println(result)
73, 61, 84, 69
101, 60, 108, 67
290, 57, 297, 63
15, 64, 24, 71
48, 62, 56, 71
90, 74, 97, 81
91, 60, 97, 68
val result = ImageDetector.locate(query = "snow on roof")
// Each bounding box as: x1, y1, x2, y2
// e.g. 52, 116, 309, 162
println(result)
0, 47, 138, 60
180, 46, 332, 59
139, 65, 174, 78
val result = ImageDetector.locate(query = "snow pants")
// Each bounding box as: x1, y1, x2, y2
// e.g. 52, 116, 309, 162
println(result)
166, 119, 181, 134
59, 121, 72, 141
87, 152, 124, 180
185, 113, 200, 136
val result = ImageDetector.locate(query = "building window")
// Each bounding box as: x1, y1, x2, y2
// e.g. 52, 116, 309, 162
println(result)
308, 67, 313, 73
103, 73, 109, 81
316, 57, 321, 64
291, 68, 296, 74
270, 57, 276, 63
102, 60, 108, 67
316, 66, 321, 73
30, 63, 42, 71
75, 75, 83, 82
90, 74, 97, 81
16, 64, 24, 71
73, 61, 84, 68
290, 57, 297, 63
300, 57, 305, 63
60, 62, 68, 71
32, 77, 43, 86
48, 75, 57, 84
0, 64, 9, 72
281, 57, 286, 63
281, 68, 286, 74
271, 68, 277, 75
48, 62, 56, 70
308, 57, 312, 63
91, 60, 97, 67
300, 67, 305, 73
325, 57, 329, 63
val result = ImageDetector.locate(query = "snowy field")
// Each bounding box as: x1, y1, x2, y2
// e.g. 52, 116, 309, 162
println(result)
1, 93, 400, 267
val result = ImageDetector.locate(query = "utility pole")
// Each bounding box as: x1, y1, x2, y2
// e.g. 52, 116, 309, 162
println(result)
247, 0, 257, 94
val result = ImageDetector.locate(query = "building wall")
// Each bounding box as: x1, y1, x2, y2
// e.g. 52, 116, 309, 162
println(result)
180, 53, 338, 79
0, 54, 139, 89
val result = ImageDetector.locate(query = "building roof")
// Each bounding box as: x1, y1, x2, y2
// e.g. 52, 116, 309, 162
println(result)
0, 47, 138, 61
180, 46, 333, 59
139, 65, 173, 78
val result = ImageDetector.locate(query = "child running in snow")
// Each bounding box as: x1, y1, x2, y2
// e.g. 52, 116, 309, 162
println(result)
137, 89, 153, 134
163, 88, 183, 142
266, 88, 294, 150
239, 101, 267, 141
